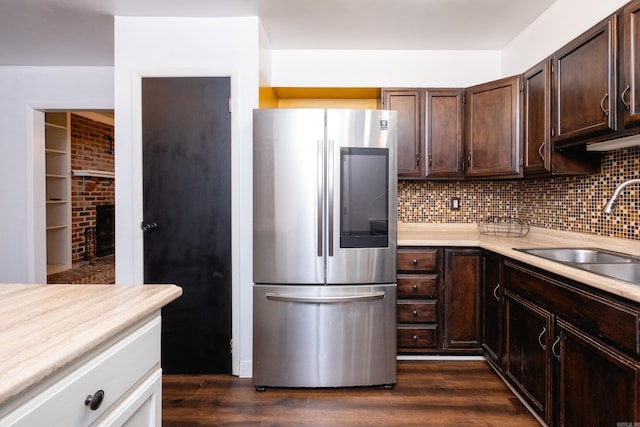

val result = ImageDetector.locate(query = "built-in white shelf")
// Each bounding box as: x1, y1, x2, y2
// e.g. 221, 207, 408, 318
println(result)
45, 112, 71, 278
72, 169, 115, 179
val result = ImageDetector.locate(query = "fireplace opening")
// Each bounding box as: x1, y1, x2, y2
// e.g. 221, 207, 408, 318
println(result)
96, 204, 115, 257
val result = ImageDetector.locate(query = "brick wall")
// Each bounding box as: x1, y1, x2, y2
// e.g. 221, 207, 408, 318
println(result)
70, 114, 115, 265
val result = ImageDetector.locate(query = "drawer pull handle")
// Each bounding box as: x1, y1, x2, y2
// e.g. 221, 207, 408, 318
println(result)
537, 327, 546, 351
413, 284, 418, 291
85, 390, 105, 411
412, 335, 418, 341
412, 310, 418, 317
412, 259, 418, 265
493, 283, 500, 301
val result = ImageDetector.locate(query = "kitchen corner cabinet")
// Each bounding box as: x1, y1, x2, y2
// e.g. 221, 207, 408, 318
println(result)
0, 314, 163, 426
424, 89, 465, 179
553, 15, 618, 147
45, 112, 72, 276
381, 89, 423, 178
443, 249, 481, 349
620, 0, 640, 129
481, 250, 502, 370
523, 59, 601, 177
465, 75, 522, 179
502, 259, 640, 426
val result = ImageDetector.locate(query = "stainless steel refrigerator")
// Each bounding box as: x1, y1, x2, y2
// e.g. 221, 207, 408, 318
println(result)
252, 108, 397, 389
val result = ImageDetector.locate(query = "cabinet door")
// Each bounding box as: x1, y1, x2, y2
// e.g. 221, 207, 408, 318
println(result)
465, 76, 522, 179
382, 89, 423, 178
481, 251, 502, 370
504, 289, 553, 424
523, 60, 551, 175
620, 0, 640, 129
425, 89, 464, 179
524, 60, 602, 177
443, 249, 481, 349
556, 319, 640, 427
553, 16, 617, 145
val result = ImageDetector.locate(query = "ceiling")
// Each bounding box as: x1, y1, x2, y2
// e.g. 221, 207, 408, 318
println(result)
0, 0, 557, 66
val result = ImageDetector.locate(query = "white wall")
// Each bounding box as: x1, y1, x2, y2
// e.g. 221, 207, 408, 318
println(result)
114, 16, 259, 378
502, 0, 629, 75
0, 66, 113, 284
271, 49, 502, 88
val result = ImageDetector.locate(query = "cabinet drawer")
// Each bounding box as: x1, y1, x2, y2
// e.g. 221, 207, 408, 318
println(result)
397, 249, 440, 273
397, 275, 438, 298
398, 325, 438, 349
398, 301, 438, 323
1, 316, 161, 427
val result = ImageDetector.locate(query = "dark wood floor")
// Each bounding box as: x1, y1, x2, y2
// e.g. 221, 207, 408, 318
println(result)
162, 360, 539, 426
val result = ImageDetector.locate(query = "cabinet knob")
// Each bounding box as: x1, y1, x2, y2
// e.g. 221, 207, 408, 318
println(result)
412, 335, 418, 341
412, 310, 418, 317
412, 259, 418, 265
85, 389, 105, 411
413, 284, 418, 291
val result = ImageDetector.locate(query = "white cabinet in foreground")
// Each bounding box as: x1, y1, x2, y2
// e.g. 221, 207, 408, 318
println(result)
0, 314, 162, 427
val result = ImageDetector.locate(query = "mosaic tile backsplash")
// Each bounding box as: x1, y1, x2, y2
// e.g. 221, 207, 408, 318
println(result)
398, 146, 640, 241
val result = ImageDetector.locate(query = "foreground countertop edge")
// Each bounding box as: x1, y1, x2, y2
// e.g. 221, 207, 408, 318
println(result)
0, 284, 182, 409
398, 223, 640, 304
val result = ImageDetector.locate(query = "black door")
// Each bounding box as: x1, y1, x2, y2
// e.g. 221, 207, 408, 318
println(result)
142, 77, 231, 374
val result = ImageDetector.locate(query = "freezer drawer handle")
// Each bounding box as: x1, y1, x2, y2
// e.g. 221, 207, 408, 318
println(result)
265, 291, 385, 304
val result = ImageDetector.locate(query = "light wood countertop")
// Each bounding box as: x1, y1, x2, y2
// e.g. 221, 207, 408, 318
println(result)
399, 223, 640, 304
0, 284, 182, 408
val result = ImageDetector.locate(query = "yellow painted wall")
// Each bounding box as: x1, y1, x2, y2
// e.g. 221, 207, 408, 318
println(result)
258, 87, 278, 108
258, 87, 381, 109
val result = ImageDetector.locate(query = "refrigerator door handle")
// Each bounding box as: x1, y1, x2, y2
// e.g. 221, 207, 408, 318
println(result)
265, 291, 385, 304
317, 139, 324, 257
327, 139, 334, 257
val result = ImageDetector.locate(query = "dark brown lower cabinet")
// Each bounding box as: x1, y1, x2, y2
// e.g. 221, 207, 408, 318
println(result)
481, 250, 502, 370
556, 319, 640, 426
396, 247, 481, 354
443, 249, 481, 349
502, 258, 640, 426
504, 289, 553, 424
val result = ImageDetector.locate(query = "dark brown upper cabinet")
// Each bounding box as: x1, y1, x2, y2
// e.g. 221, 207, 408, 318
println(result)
465, 75, 523, 179
553, 15, 618, 147
381, 89, 423, 178
425, 89, 465, 179
523, 59, 601, 177
620, 0, 640, 130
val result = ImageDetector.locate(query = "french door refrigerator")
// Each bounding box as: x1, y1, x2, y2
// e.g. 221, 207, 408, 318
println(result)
252, 108, 397, 389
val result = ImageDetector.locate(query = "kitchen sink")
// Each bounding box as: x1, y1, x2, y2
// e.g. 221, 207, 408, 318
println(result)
579, 263, 640, 284
515, 247, 640, 284
516, 247, 637, 264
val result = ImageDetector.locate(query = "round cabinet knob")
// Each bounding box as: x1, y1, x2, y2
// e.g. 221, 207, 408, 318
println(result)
412, 284, 418, 291
85, 390, 105, 411
412, 335, 418, 341
412, 310, 418, 317
412, 259, 418, 265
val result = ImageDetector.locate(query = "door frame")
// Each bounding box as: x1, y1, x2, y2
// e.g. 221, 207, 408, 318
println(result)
120, 68, 243, 376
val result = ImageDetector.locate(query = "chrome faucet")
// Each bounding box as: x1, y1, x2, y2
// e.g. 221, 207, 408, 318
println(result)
602, 179, 640, 213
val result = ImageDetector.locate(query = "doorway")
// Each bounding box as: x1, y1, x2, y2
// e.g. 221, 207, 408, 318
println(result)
142, 77, 232, 374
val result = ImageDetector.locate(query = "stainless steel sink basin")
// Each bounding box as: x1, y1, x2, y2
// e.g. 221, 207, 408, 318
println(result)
515, 247, 640, 284
579, 263, 640, 284
516, 248, 637, 264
